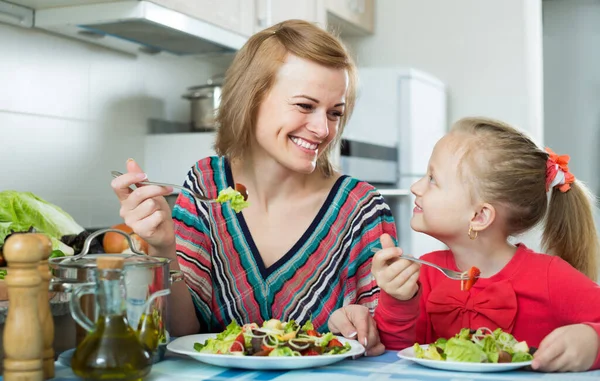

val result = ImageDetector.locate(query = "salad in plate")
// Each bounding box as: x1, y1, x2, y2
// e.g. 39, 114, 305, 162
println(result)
194, 319, 352, 357
413, 328, 535, 363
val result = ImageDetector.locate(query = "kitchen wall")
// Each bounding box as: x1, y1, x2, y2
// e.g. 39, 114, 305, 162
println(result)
0, 22, 224, 228
543, 0, 600, 202
345, 0, 544, 143
344, 0, 545, 251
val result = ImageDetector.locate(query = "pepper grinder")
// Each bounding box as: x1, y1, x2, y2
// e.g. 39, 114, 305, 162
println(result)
34, 234, 54, 379
3, 233, 44, 381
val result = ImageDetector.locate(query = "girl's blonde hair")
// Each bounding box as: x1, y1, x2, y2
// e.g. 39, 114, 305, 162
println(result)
452, 117, 599, 280
214, 19, 357, 177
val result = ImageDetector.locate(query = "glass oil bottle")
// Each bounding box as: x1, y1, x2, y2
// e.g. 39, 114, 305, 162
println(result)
71, 256, 152, 380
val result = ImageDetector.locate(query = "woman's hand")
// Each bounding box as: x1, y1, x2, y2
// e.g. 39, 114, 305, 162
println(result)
327, 304, 385, 357
371, 234, 420, 301
532, 324, 599, 372
111, 159, 175, 255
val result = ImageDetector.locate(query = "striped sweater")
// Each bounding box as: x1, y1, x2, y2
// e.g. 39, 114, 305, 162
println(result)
173, 156, 397, 333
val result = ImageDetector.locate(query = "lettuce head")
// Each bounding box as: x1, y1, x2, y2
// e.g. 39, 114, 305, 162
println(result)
0, 191, 83, 253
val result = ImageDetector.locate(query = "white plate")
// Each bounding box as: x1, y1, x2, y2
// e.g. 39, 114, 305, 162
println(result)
397, 344, 533, 373
167, 333, 364, 370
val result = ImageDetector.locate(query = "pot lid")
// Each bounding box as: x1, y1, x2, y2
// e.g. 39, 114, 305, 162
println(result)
49, 253, 169, 269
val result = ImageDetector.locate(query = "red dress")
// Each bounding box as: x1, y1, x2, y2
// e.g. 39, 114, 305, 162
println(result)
375, 244, 600, 369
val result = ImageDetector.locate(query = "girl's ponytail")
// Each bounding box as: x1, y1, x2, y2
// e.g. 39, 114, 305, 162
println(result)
543, 181, 599, 281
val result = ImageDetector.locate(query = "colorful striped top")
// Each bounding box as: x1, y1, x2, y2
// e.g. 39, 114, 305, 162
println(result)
173, 156, 397, 333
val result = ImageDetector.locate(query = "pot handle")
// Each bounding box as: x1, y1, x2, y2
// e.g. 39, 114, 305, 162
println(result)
169, 270, 184, 284
70, 283, 97, 333
62, 228, 147, 262
49, 278, 94, 293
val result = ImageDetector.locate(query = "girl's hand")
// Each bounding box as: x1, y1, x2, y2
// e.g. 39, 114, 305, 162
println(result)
371, 234, 420, 301
532, 324, 599, 372
327, 304, 385, 357
111, 159, 175, 255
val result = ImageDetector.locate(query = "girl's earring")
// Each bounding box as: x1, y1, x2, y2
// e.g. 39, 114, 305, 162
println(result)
468, 225, 478, 240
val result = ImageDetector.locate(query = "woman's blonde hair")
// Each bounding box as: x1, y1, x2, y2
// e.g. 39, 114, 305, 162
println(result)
452, 117, 599, 281
214, 19, 357, 177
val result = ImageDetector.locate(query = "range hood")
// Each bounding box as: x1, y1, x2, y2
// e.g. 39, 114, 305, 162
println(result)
33, 1, 247, 56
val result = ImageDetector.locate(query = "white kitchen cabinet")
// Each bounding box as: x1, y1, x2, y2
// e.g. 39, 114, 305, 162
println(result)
253, 0, 374, 36
326, 0, 374, 35
149, 0, 256, 37
254, 0, 327, 32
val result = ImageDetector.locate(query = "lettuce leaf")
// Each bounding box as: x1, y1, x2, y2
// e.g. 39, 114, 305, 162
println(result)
216, 187, 249, 213
444, 338, 487, 362
0, 191, 83, 252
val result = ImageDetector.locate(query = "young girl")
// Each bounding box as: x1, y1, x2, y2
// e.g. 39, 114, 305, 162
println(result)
372, 117, 600, 372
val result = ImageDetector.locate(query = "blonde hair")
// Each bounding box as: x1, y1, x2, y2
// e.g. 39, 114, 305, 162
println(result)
452, 117, 599, 281
214, 19, 357, 177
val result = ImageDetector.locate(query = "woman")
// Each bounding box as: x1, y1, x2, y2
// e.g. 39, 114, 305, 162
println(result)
111, 20, 420, 356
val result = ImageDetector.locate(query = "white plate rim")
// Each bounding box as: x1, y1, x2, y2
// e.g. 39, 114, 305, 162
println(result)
167, 333, 364, 368
397, 344, 533, 373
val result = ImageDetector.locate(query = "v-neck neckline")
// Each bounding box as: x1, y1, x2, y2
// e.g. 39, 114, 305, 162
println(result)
223, 158, 348, 280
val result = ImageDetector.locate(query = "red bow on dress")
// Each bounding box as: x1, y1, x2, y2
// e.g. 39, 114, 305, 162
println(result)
426, 279, 518, 337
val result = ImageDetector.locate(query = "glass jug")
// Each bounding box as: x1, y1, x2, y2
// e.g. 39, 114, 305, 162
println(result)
70, 256, 169, 381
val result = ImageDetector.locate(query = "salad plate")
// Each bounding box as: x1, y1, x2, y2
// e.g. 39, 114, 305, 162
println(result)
167, 333, 364, 370
398, 328, 534, 373
398, 344, 532, 373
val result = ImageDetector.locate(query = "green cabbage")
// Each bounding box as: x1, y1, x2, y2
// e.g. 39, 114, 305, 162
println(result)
0, 191, 83, 253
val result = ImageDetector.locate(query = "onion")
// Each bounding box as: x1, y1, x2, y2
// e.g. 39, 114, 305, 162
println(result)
288, 339, 310, 351
262, 335, 279, 349
250, 329, 267, 338
103, 223, 148, 254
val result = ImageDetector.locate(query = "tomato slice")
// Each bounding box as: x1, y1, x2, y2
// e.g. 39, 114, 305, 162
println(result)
463, 266, 481, 291
306, 329, 320, 337
301, 349, 321, 356
230, 333, 245, 352
327, 338, 343, 348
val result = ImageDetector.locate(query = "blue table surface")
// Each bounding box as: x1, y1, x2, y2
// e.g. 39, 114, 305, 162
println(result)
3, 350, 600, 381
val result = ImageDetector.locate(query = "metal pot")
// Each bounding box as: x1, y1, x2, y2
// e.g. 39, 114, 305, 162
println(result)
48, 229, 183, 363
182, 77, 222, 131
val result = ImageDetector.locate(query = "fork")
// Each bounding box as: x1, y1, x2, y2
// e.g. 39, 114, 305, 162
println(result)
111, 170, 216, 203
370, 248, 473, 280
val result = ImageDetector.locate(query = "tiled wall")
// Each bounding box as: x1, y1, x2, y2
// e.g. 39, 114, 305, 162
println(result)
0, 22, 224, 228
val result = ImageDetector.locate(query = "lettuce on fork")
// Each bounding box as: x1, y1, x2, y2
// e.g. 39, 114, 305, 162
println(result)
216, 187, 249, 213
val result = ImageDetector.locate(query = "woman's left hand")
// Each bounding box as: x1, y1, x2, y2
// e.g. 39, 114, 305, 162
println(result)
532, 324, 599, 372
327, 304, 385, 357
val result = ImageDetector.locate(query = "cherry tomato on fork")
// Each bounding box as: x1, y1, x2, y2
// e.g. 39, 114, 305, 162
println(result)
463, 266, 481, 291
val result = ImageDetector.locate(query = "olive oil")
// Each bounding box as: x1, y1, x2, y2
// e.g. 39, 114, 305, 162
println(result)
71, 256, 152, 380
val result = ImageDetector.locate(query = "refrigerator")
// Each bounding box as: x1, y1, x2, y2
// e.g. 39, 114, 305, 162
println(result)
341, 68, 448, 257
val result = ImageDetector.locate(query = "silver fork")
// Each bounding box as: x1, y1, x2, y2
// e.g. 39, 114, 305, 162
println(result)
370, 248, 474, 280
111, 170, 216, 203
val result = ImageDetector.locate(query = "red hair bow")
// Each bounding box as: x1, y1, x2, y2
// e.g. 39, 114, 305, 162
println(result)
545, 148, 574, 192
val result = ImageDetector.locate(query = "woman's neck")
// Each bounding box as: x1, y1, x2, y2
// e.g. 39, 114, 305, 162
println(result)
229, 152, 331, 212
445, 234, 517, 278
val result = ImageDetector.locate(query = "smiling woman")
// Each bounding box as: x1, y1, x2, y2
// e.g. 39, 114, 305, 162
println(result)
111, 19, 420, 358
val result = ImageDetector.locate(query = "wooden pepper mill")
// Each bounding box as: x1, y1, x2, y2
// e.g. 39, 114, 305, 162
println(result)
34, 234, 54, 379
3, 233, 44, 381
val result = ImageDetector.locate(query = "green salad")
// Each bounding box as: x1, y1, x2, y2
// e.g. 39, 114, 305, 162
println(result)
414, 328, 534, 363
194, 319, 352, 357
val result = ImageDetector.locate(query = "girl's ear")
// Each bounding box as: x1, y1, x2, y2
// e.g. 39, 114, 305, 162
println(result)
470, 203, 496, 233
